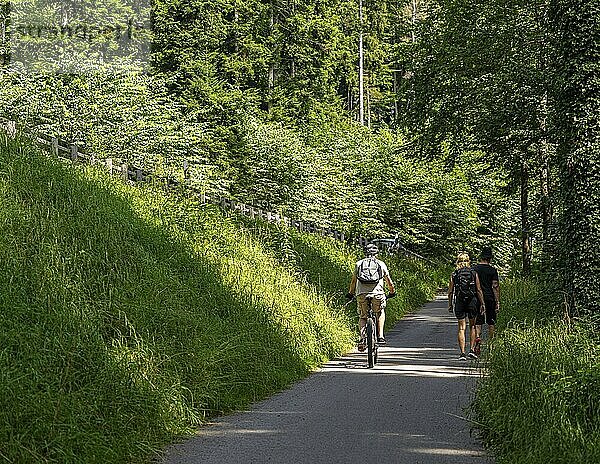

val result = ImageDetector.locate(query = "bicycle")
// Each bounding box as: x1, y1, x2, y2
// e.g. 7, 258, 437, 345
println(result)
347, 294, 394, 368
364, 296, 379, 368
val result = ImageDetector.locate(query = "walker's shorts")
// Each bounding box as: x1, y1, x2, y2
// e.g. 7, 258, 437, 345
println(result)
476, 297, 497, 325
357, 294, 386, 318
454, 297, 478, 320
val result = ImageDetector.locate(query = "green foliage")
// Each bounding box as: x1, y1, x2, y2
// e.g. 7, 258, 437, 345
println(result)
473, 279, 600, 463
0, 67, 488, 258
0, 135, 350, 462
401, 0, 555, 275
238, 217, 449, 329
549, 0, 600, 316
475, 322, 600, 464
1, 0, 505, 261
151, 0, 411, 124
0, 136, 445, 463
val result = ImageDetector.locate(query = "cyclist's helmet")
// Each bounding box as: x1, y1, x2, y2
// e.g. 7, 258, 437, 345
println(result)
365, 243, 379, 257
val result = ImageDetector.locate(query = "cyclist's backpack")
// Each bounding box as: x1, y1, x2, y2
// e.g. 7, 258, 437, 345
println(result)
454, 267, 476, 301
357, 257, 383, 284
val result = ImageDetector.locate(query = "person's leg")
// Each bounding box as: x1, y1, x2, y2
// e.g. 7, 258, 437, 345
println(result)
468, 318, 477, 352
374, 296, 386, 342
475, 299, 484, 340
357, 295, 368, 350
357, 317, 367, 351
474, 313, 484, 355
457, 318, 467, 355
377, 309, 385, 340
475, 324, 482, 339
485, 297, 497, 339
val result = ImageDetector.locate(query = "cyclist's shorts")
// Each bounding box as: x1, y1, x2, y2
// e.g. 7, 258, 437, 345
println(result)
476, 297, 497, 325
454, 297, 478, 320
357, 294, 386, 319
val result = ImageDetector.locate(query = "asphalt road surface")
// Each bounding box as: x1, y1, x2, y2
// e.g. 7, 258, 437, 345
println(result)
161, 296, 493, 464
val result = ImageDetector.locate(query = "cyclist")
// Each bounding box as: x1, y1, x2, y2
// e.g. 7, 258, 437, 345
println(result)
473, 246, 500, 340
347, 243, 396, 351
448, 252, 485, 360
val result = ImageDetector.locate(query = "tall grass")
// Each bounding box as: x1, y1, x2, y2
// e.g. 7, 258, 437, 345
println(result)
0, 135, 445, 463
236, 218, 448, 329
473, 279, 600, 463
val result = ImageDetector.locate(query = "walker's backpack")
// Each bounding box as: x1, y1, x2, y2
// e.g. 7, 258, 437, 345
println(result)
357, 258, 383, 284
454, 267, 476, 301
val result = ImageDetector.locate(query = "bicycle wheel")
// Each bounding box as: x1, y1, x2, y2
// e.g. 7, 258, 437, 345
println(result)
374, 339, 378, 365
366, 318, 375, 368
374, 314, 379, 365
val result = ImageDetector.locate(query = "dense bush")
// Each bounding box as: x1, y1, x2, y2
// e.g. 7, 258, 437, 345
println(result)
473, 279, 600, 464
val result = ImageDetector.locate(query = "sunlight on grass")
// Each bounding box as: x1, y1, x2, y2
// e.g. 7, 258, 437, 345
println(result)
0, 135, 446, 463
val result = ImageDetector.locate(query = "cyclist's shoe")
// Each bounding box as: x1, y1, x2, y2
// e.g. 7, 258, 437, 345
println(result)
377, 337, 386, 345
468, 350, 478, 360
358, 340, 366, 352
459, 352, 467, 361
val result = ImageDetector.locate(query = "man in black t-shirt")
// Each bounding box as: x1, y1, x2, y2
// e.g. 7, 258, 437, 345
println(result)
473, 247, 500, 341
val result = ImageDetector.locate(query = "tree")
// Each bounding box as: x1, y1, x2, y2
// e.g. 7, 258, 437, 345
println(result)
401, 0, 554, 274
549, 0, 600, 316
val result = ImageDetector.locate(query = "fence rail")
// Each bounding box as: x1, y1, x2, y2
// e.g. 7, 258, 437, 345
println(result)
0, 117, 427, 260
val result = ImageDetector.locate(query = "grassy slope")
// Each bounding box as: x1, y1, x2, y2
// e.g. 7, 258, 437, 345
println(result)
0, 136, 445, 463
473, 280, 600, 464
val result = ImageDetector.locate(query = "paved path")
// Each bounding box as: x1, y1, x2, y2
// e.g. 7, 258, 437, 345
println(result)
161, 296, 492, 464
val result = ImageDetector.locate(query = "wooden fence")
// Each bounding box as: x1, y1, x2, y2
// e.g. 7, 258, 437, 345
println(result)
0, 117, 427, 260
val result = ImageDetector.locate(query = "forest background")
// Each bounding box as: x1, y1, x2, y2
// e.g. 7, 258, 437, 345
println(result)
1, 1, 600, 463
3, 0, 598, 315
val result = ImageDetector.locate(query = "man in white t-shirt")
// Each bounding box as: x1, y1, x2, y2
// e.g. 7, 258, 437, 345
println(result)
347, 244, 396, 351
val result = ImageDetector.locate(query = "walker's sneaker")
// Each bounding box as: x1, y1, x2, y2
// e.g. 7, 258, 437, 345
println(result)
474, 337, 482, 356
468, 350, 478, 360
459, 352, 467, 361
377, 337, 386, 345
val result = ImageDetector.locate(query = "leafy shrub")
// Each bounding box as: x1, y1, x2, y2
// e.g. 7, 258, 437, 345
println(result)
473, 279, 600, 464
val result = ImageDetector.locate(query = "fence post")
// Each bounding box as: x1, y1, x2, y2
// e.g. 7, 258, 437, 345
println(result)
6, 120, 16, 138
51, 138, 59, 157
105, 158, 113, 174
121, 163, 128, 181
70, 144, 78, 161
199, 192, 206, 204
183, 160, 189, 180
136, 169, 143, 182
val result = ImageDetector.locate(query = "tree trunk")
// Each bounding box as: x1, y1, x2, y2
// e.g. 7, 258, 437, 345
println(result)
358, 0, 365, 125
520, 159, 531, 277
540, 153, 551, 244
538, 84, 551, 246
267, 1, 275, 114
0, 2, 9, 67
